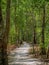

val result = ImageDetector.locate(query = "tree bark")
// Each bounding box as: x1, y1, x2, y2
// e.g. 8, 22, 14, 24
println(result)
0, 0, 8, 65
33, 24, 36, 44
1, 0, 11, 65
40, 4, 46, 55
42, 4, 45, 44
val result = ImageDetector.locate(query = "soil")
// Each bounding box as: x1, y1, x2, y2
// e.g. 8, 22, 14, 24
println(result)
7, 44, 17, 54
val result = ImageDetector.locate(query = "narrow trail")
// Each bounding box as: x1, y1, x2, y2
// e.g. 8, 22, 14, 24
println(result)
8, 42, 49, 65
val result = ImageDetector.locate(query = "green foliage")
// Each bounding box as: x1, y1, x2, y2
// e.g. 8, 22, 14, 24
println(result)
2, 0, 49, 46
40, 43, 46, 55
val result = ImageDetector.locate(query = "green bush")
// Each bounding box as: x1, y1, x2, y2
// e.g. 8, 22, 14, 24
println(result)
40, 43, 46, 55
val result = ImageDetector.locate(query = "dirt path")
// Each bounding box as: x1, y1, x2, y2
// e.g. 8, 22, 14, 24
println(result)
8, 42, 49, 65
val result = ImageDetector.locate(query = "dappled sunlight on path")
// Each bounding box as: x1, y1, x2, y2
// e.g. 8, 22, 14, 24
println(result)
8, 42, 49, 65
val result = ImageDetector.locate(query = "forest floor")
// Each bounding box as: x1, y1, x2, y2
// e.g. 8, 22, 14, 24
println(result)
7, 44, 17, 54
7, 42, 22, 54
8, 42, 49, 65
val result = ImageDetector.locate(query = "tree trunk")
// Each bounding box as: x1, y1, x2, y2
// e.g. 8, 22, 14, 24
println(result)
40, 4, 46, 55
42, 4, 45, 44
33, 24, 36, 44
0, 0, 8, 65
4, 0, 11, 40
2, 0, 11, 65
14, 0, 20, 43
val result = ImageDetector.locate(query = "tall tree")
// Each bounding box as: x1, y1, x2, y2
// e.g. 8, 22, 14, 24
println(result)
14, 0, 19, 43
14, 0, 17, 40
0, 0, 4, 64
0, 0, 8, 65
40, 2, 46, 55
5, 0, 11, 43
42, 3, 45, 45
1, 0, 11, 65
33, 15, 37, 44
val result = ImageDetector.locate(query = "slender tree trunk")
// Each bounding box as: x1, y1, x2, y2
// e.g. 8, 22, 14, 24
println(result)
0, 0, 8, 65
40, 4, 46, 55
42, 4, 45, 44
14, 0, 19, 43
21, 30, 24, 41
14, 0, 17, 42
5, 0, 11, 40
2, 0, 11, 65
33, 24, 36, 44
33, 13, 37, 45
32, 20, 37, 53
31, 2, 37, 45
0, 0, 3, 64
14, 0, 20, 43
3, 0, 11, 41
32, 12, 37, 53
